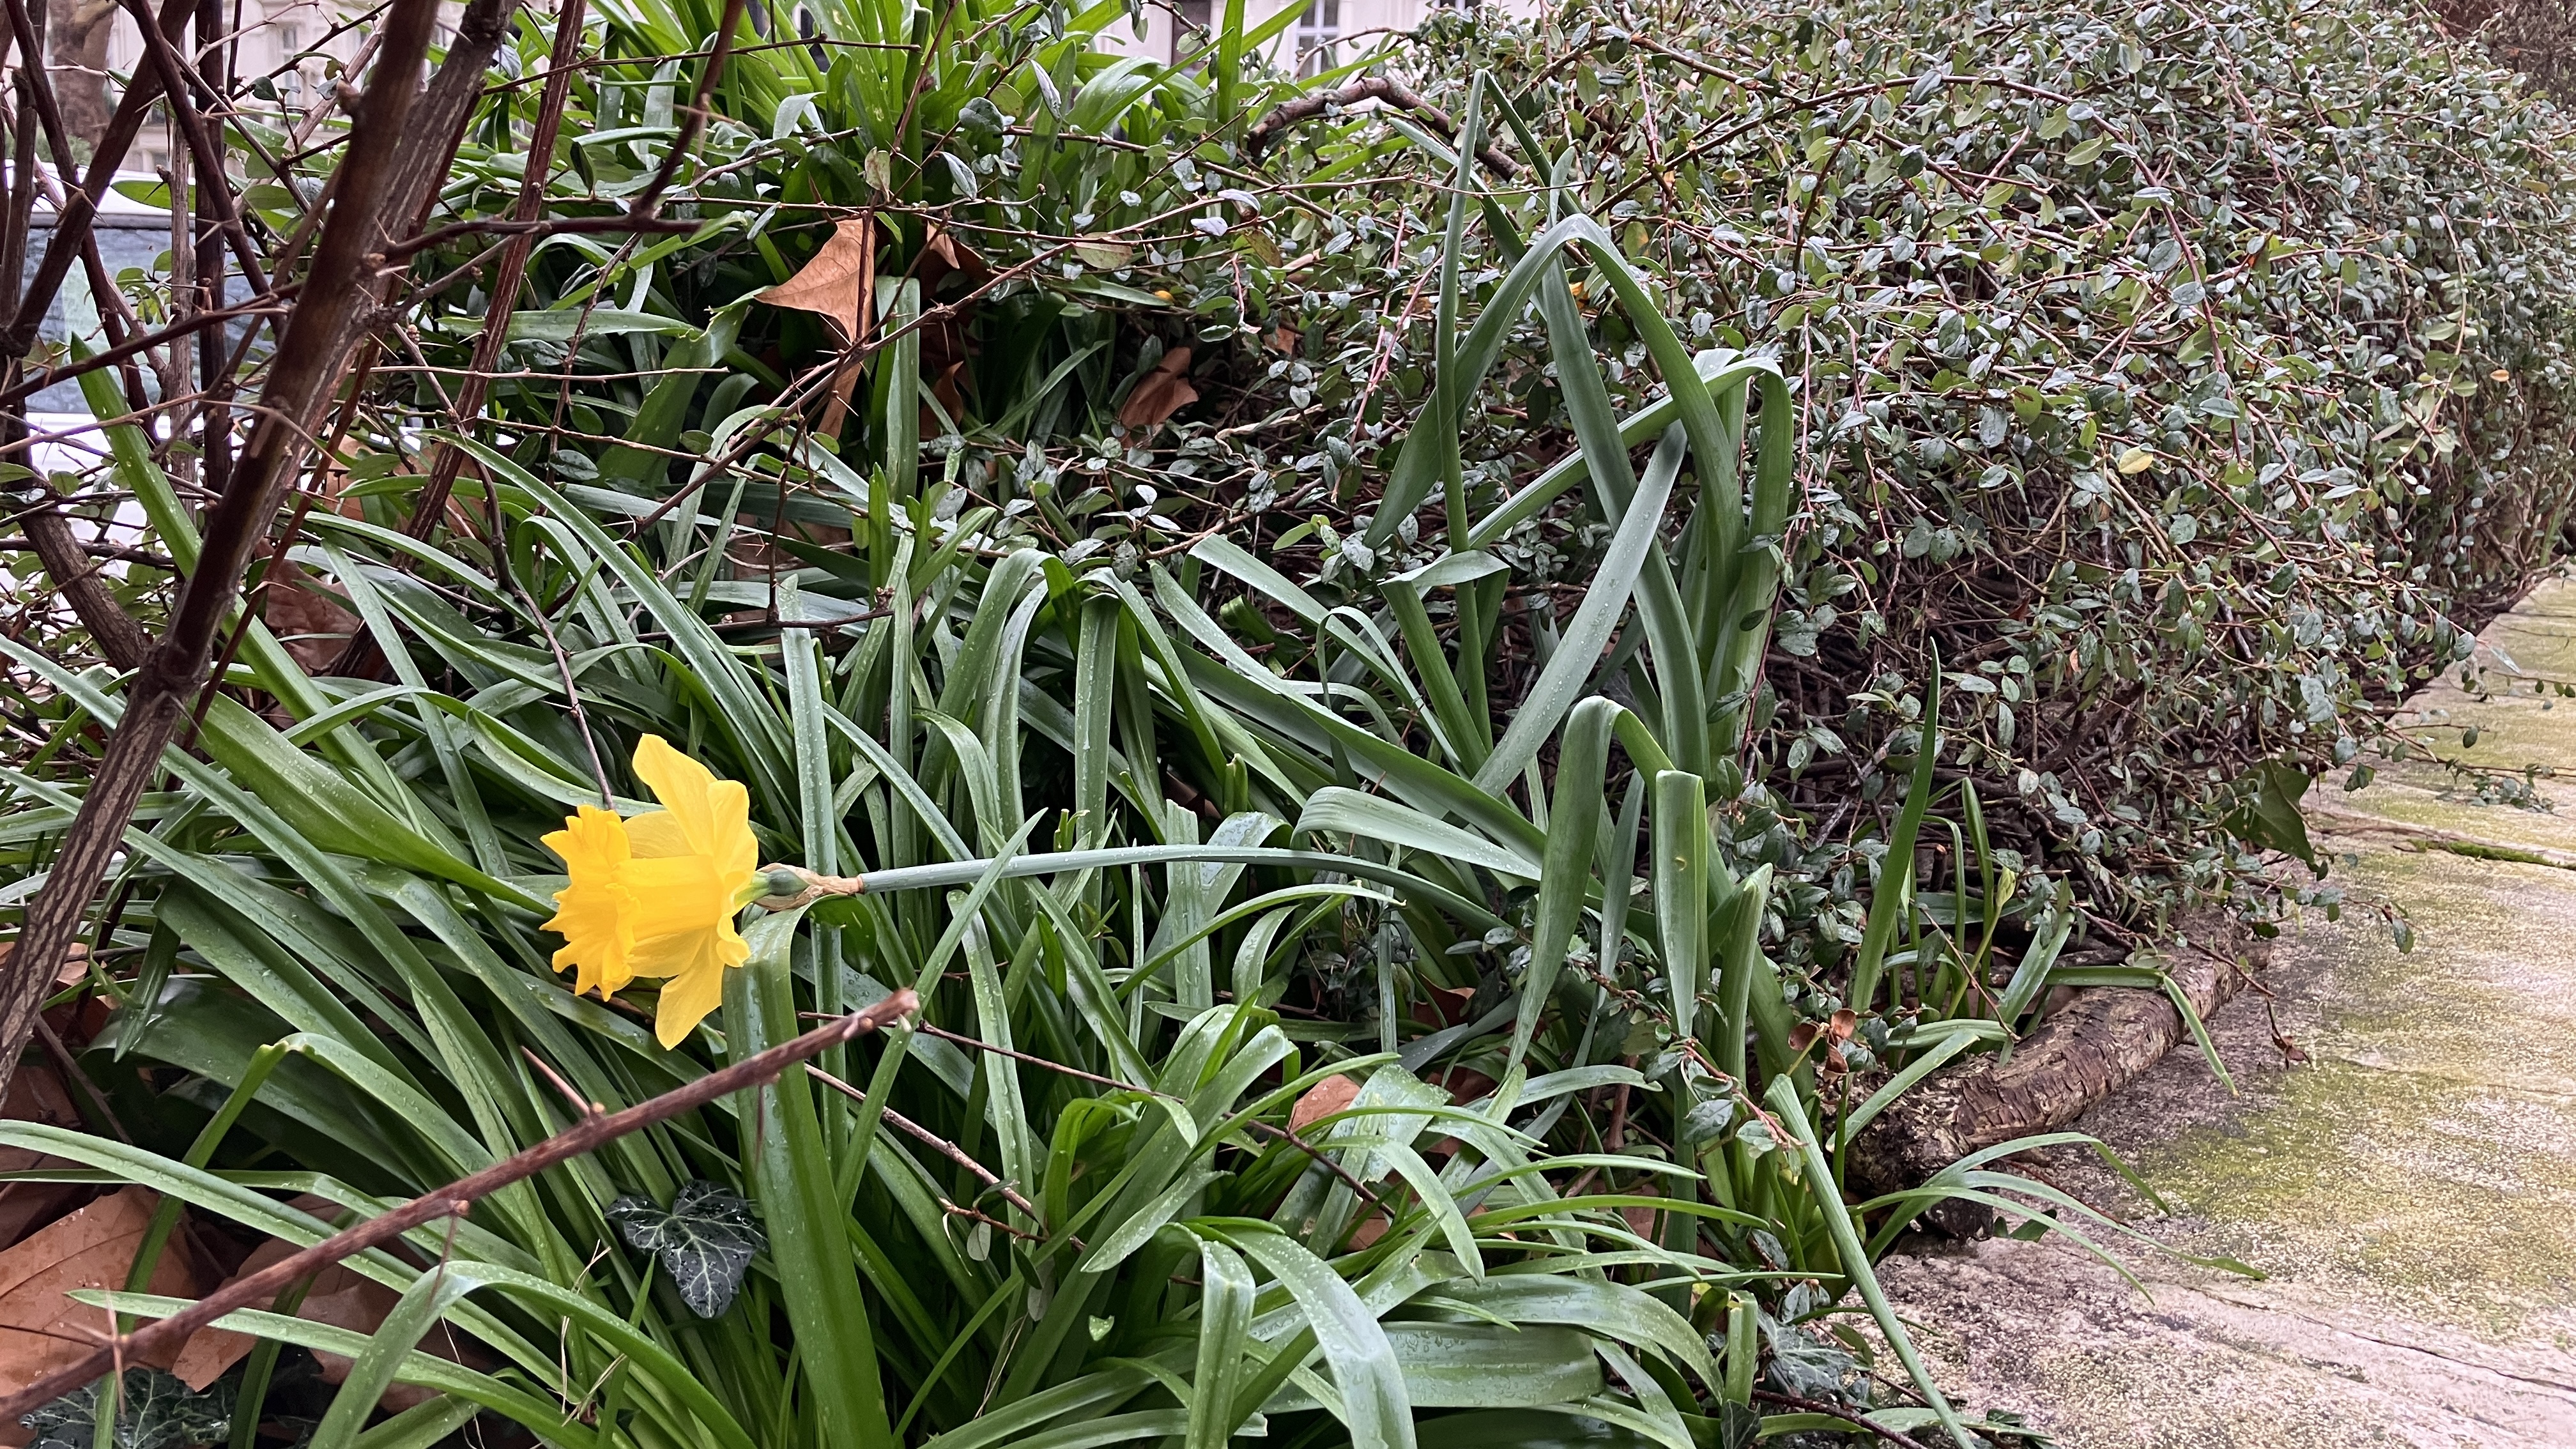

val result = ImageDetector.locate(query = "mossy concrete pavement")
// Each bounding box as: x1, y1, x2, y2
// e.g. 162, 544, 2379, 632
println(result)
1875, 579, 2576, 1446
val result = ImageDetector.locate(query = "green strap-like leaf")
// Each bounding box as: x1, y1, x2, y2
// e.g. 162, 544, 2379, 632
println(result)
1510, 697, 1623, 1071
1763, 1078, 1972, 1448
1216, 1223, 1414, 1449
307, 1268, 486, 1449
730, 908, 898, 1449
1188, 1236, 1258, 1449
1474, 429, 1683, 797
1847, 661, 1942, 1017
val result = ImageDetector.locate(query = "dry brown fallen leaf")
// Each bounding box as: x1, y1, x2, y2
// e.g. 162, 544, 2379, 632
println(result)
0, 1059, 96, 1254
1117, 346, 1198, 430
1289, 1072, 1361, 1135
916, 222, 988, 292
761, 219, 982, 440
1789, 1006, 1862, 1073
763, 216, 878, 436
1410, 985, 1475, 1031
0, 1186, 204, 1404
260, 560, 360, 675
760, 215, 877, 342
1346, 1211, 1390, 1250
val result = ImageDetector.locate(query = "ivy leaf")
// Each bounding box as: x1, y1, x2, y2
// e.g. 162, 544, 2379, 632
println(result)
22, 1368, 231, 1449
2223, 760, 2317, 870
609, 1181, 765, 1318
1761, 1319, 1863, 1406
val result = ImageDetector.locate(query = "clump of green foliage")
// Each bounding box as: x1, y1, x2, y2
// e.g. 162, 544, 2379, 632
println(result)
1, 4, 2103, 1449
397, 0, 1305, 515
6, 0, 2575, 1447
1222, 0, 2576, 962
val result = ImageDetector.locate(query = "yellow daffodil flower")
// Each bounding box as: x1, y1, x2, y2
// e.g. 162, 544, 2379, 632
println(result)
541, 735, 765, 1048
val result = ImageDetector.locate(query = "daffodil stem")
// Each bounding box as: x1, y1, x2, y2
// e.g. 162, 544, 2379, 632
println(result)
759, 864, 868, 910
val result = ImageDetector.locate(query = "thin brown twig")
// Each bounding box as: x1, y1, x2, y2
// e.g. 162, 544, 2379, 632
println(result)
1245, 75, 1519, 177
184, 342, 373, 747
520, 1044, 603, 1119
625, 0, 751, 220
515, 574, 617, 808
34, 1013, 130, 1145
939, 1198, 1043, 1243
804, 1064, 1047, 1226
0, 538, 172, 570
110, 0, 272, 292
1749, 1389, 1936, 1449
381, 211, 703, 266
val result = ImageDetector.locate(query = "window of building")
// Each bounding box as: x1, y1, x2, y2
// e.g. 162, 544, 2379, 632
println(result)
277, 21, 300, 57
1294, 0, 1338, 77
1170, 0, 1211, 63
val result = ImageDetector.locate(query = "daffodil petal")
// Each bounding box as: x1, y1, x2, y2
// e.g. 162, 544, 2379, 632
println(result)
631, 917, 751, 979
544, 804, 632, 871
621, 809, 696, 861
654, 960, 731, 1048
541, 740, 765, 1049
631, 735, 726, 855
712, 783, 758, 880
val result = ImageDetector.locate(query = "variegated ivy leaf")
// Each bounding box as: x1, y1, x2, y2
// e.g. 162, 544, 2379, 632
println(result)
608, 1181, 765, 1319
22, 1367, 230, 1449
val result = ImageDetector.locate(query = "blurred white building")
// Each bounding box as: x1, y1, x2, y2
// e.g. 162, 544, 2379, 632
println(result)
74, 0, 1536, 176
106, 1, 436, 178
1100, 0, 1546, 75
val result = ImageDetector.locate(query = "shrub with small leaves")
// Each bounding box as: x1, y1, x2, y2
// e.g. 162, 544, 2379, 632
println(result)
1233, 0, 2576, 958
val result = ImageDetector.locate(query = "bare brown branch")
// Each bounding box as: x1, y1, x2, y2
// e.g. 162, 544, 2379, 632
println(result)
0, 992, 918, 1425
0, 0, 197, 365
402, 0, 594, 542
0, 0, 447, 1108
1245, 75, 1518, 178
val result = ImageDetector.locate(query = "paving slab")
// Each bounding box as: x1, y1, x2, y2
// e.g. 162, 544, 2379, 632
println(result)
1876, 578, 2576, 1448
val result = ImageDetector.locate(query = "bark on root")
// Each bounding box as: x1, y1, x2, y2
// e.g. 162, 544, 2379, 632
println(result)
1848, 910, 2269, 1233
